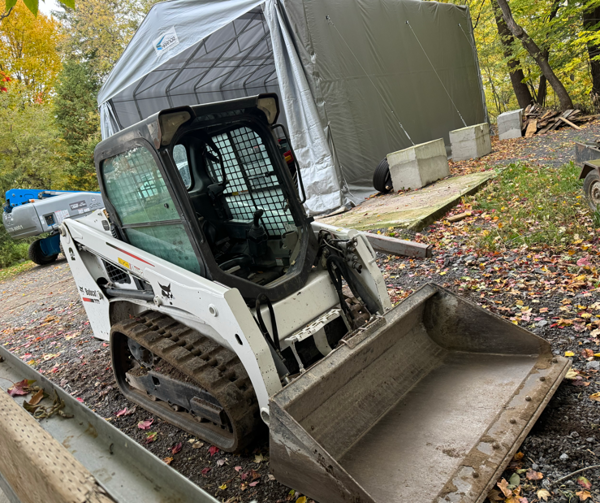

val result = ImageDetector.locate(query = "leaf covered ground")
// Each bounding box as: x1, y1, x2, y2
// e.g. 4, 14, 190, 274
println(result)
2, 123, 600, 502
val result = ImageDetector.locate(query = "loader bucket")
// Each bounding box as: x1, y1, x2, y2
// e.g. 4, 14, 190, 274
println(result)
270, 284, 570, 503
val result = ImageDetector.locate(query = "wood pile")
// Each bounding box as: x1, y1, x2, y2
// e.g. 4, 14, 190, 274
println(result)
521, 104, 599, 137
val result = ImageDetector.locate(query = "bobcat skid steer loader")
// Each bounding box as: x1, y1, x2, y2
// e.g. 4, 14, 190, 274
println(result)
59, 94, 569, 503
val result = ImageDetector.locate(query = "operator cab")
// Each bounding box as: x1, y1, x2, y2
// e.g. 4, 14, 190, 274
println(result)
95, 94, 317, 303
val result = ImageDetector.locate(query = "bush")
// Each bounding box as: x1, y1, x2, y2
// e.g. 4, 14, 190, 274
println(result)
0, 225, 32, 269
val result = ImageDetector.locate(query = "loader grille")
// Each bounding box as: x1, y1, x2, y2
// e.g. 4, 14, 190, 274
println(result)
207, 127, 294, 238
103, 260, 131, 284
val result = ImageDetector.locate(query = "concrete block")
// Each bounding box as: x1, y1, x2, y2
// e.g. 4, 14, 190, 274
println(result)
450, 123, 492, 161
387, 139, 449, 191
498, 109, 523, 140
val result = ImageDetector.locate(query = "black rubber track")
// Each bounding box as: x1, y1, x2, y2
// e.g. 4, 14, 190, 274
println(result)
372, 157, 393, 193
28, 239, 58, 265
111, 311, 263, 452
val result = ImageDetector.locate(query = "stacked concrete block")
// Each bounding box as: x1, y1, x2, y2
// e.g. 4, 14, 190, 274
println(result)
497, 109, 523, 140
387, 138, 449, 191
449, 123, 492, 161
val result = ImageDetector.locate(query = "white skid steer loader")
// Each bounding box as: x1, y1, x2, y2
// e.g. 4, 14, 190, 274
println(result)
60, 94, 569, 503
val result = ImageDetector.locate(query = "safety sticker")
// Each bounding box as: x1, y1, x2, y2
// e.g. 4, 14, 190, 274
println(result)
118, 257, 131, 269
54, 209, 70, 224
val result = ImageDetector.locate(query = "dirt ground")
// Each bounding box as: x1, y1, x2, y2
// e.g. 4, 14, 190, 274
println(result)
2, 124, 600, 502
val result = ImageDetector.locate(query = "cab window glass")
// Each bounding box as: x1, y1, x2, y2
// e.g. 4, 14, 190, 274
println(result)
101, 145, 200, 275
102, 146, 178, 225
173, 144, 192, 189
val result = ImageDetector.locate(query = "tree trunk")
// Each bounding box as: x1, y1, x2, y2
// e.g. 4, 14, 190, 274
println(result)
496, 0, 573, 110
583, 5, 600, 109
491, 1, 533, 108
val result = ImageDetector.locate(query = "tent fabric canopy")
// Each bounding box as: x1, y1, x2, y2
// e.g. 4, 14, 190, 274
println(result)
99, 0, 486, 215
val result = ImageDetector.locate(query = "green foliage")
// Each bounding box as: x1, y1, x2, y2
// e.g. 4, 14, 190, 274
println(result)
466, 163, 589, 251
3, 0, 75, 18
0, 226, 31, 269
53, 59, 100, 191
0, 81, 65, 196
435, 0, 600, 117
55, 0, 159, 80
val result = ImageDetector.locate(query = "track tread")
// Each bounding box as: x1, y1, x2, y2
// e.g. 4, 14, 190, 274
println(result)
112, 311, 261, 452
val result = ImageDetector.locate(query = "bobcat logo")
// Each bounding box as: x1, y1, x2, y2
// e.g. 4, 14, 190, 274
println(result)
159, 283, 173, 299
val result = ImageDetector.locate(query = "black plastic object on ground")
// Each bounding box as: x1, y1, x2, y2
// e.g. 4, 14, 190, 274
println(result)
269, 283, 570, 503
372, 158, 392, 193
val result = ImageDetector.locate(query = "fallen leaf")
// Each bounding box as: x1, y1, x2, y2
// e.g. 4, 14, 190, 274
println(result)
116, 408, 133, 417
583, 348, 595, 359
76, 397, 84, 403
487, 489, 503, 502
201, 467, 211, 477
498, 478, 512, 498
192, 441, 204, 449
577, 257, 591, 267
513, 452, 524, 461
219, 484, 227, 490
537, 489, 551, 501
254, 453, 266, 463
163, 457, 173, 465
7, 379, 35, 397
565, 369, 579, 379
565, 351, 575, 357
508, 473, 520, 487
526, 468, 543, 480
296, 497, 307, 503
217, 459, 226, 466
28, 388, 45, 406
145, 432, 158, 444
234, 466, 242, 472
138, 419, 154, 430
171, 442, 182, 455
590, 392, 600, 402
577, 476, 592, 490
576, 490, 592, 501
249, 481, 259, 487
209, 445, 219, 456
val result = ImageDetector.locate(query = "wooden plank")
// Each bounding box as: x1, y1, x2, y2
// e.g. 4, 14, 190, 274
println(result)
362, 232, 433, 258
558, 116, 582, 130
525, 119, 538, 137
447, 211, 472, 222
0, 387, 114, 503
548, 118, 562, 131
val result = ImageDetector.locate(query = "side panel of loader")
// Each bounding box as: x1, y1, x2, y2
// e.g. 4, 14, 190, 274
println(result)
270, 284, 570, 503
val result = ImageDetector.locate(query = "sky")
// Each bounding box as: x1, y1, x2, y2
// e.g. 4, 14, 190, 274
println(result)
38, 0, 61, 17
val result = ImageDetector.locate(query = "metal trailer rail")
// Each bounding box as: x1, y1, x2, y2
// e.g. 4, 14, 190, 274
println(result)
0, 345, 218, 503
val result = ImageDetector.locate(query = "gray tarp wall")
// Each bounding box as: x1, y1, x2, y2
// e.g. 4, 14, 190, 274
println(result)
99, 0, 486, 215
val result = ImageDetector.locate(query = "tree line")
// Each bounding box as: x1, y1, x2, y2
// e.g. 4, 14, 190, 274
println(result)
434, 0, 600, 116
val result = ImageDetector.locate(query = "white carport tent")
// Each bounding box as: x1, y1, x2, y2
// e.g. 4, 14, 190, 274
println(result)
99, 0, 487, 215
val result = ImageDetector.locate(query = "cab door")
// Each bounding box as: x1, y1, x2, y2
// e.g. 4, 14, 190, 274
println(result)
99, 138, 204, 276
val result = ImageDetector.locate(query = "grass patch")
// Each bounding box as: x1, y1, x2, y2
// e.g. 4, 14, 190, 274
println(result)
0, 260, 35, 283
464, 162, 592, 251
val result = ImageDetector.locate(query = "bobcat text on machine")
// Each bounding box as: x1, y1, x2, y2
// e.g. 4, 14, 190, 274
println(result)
59, 94, 569, 503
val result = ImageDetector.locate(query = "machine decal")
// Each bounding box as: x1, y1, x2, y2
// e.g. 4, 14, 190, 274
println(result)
82, 297, 100, 303
107, 242, 154, 267
69, 200, 89, 213
118, 257, 131, 269
159, 283, 173, 299
54, 209, 70, 224
79, 286, 100, 298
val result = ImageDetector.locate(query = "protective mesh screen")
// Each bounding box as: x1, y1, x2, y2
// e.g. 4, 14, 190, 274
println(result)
207, 126, 294, 237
